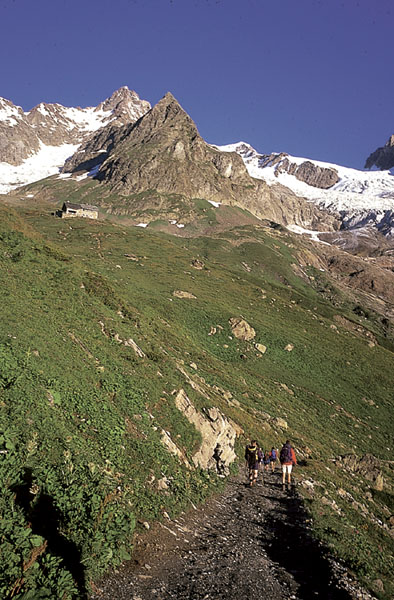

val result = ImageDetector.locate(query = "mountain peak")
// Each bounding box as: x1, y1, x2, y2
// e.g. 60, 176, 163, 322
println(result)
365, 134, 394, 170
97, 87, 151, 118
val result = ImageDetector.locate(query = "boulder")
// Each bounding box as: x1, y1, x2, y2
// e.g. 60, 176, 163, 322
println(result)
173, 290, 197, 299
191, 259, 204, 270
284, 344, 294, 351
174, 389, 239, 472
157, 477, 170, 491
255, 343, 267, 354
229, 317, 256, 341
272, 417, 288, 430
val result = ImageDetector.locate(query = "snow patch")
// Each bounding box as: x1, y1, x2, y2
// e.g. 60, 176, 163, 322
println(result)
0, 142, 79, 194
287, 224, 330, 245
136, 223, 148, 228
208, 200, 221, 208
0, 99, 23, 126
61, 106, 113, 132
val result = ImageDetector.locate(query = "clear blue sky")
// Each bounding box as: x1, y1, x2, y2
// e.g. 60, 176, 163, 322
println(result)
1, 0, 393, 169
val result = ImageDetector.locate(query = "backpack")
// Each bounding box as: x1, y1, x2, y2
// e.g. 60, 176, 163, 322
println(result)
246, 445, 259, 465
280, 444, 292, 463
270, 449, 277, 460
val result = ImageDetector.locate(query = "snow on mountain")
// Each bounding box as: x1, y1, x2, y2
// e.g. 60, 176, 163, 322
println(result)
215, 142, 394, 236
0, 87, 150, 194
0, 143, 79, 195
0, 98, 25, 127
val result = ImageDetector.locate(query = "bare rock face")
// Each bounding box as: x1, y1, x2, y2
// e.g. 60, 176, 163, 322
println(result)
365, 134, 394, 170
339, 454, 384, 490
174, 389, 238, 471
260, 153, 339, 189
321, 247, 394, 308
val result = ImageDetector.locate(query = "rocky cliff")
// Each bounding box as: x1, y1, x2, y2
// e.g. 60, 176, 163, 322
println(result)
365, 134, 394, 171
258, 152, 339, 189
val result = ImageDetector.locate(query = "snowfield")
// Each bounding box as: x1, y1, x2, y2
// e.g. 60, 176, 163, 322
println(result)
215, 142, 394, 213
0, 143, 79, 194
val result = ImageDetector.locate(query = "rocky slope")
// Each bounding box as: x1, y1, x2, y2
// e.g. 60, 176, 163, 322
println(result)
0, 87, 150, 193
365, 134, 394, 171
217, 143, 394, 239
61, 93, 339, 232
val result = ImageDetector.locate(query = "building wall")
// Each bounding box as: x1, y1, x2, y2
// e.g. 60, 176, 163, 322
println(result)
62, 208, 98, 219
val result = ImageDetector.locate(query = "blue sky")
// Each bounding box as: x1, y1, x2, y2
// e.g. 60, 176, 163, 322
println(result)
1, 0, 393, 169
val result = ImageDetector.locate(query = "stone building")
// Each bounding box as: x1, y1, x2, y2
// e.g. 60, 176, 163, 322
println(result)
61, 202, 99, 219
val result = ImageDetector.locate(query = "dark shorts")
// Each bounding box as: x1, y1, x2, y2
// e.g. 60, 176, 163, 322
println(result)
248, 463, 259, 471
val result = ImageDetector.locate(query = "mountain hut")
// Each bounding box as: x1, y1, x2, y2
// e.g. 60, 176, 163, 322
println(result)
61, 202, 99, 219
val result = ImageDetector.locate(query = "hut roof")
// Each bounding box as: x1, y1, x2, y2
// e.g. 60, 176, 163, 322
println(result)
62, 202, 99, 211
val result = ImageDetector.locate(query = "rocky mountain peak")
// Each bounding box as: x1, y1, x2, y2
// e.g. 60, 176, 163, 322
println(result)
60, 93, 338, 234
96, 86, 151, 123
365, 134, 394, 170
385, 134, 394, 148
0, 88, 151, 192
140, 92, 195, 133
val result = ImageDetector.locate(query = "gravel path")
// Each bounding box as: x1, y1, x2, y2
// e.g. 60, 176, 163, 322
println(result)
91, 470, 373, 600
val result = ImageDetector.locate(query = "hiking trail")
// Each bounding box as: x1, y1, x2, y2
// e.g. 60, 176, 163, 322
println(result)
91, 471, 375, 600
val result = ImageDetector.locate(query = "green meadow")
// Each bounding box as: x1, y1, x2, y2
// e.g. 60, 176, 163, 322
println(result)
0, 204, 393, 599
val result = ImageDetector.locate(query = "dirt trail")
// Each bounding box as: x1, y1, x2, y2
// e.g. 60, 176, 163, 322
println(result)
91, 471, 374, 600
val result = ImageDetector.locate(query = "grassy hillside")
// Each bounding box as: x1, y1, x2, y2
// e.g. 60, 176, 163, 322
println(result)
0, 204, 393, 599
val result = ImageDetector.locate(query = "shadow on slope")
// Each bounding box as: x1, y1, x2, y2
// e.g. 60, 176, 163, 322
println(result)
260, 485, 351, 600
12, 468, 88, 599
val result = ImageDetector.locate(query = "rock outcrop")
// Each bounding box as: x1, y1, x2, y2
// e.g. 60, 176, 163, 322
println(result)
365, 134, 394, 170
260, 153, 339, 189
229, 317, 256, 341
174, 389, 239, 472
338, 454, 384, 491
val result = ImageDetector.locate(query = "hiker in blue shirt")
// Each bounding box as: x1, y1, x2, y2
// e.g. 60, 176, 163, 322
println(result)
269, 447, 278, 473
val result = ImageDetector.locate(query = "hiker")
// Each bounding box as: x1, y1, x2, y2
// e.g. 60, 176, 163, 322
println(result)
244, 440, 262, 487
263, 450, 271, 473
213, 443, 225, 476
280, 440, 297, 487
269, 447, 277, 473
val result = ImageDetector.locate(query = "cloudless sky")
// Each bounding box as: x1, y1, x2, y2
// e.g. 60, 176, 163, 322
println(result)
0, 0, 393, 168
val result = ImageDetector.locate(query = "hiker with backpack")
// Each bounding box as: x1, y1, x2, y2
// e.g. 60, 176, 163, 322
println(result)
244, 440, 262, 487
280, 440, 297, 488
269, 447, 277, 473
263, 450, 271, 473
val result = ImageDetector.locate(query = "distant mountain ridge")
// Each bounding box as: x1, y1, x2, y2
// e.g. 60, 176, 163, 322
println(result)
215, 142, 394, 238
60, 92, 338, 232
0, 87, 150, 193
1, 88, 394, 240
